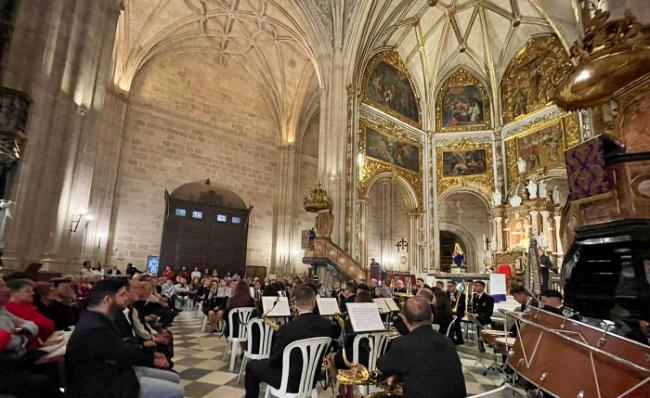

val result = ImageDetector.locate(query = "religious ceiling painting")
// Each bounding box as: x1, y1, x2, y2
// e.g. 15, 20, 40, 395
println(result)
362, 51, 421, 128
505, 113, 580, 183
436, 67, 490, 132
501, 34, 573, 124
436, 140, 493, 196
358, 119, 423, 207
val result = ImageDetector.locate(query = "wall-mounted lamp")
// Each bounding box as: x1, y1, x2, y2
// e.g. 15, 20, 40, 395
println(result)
70, 207, 93, 232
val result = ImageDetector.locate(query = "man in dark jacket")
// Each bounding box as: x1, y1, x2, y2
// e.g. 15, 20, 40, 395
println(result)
244, 286, 339, 398
377, 296, 466, 398
65, 279, 183, 398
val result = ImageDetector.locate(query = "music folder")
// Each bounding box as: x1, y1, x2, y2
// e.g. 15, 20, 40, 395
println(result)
262, 296, 291, 317
316, 297, 340, 316
346, 302, 385, 332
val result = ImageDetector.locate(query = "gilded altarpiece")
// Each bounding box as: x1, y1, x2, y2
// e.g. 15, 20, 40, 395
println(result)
436, 140, 494, 196
436, 67, 491, 132
501, 34, 573, 124
362, 51, 422, 128
504, 114, 581, 183
358, 119, 423, 208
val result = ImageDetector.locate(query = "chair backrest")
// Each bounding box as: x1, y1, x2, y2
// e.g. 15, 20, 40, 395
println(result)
246, 317, 274, 357
446, 315, 458, 337
352, 332, 392, 372
276, 336, 332, 397
227, 307, 256, 340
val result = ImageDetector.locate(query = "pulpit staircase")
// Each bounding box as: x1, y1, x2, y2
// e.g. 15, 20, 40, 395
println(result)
302, 237, 365, 282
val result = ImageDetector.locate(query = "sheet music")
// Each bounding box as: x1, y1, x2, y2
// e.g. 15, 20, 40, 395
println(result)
316, 297, 340, 316
373, 298, 390, 314
346, 302, 384, 332
385, 298, 400, 312
262, 296, 291, 317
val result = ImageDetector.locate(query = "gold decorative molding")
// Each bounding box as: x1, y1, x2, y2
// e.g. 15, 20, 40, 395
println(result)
435, 66, 491, 132
501, 34, 573, 124
358, 118, 423, 208
361, 50, 422, 128
436, 139, 494, 196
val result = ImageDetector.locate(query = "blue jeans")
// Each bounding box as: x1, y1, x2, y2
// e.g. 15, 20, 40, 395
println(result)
133, 366, 184, 398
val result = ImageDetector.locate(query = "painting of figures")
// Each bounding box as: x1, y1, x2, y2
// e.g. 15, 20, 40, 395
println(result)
441, 84, 484, 128
516, 123, 564, 173
365, 127, 420, 173
365, 61, 419, 123
442, 149, 488, 177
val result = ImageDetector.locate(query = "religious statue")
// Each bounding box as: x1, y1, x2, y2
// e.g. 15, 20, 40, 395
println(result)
510, 193, 522, 207
0, 199, 14, 248
315, 209, 334, 239
492, 189, 503, 206
527, 179, 538, 199
538, 180, 548, 199
452, 243, 465, 268
517, 157, 527, 175
552, 185, 561, 204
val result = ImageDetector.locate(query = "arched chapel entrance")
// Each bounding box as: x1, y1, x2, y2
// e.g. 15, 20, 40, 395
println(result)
159, 181, 251, 276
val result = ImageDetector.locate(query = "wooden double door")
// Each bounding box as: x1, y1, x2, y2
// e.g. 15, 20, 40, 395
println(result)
159, 197, 250, 277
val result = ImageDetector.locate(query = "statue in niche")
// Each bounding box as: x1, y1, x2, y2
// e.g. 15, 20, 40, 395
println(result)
517, 157, 527, 175
0, 200, 14, 248
492, 189, 503, 206
527, 179, 538, 199
452, 243, 465, 268
552, 185, 561, 204
539, 180, 548, 199
315, 210, 334, 239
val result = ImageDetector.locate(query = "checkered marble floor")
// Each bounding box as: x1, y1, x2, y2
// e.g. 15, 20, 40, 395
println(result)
169, 311, 506, 397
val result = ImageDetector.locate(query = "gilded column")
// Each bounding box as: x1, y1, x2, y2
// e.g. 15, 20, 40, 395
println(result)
553, 214, 563, 254
540, 210, 551, 249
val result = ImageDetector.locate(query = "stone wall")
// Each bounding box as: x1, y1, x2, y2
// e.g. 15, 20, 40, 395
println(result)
109, 53, 280, 269
367, 182, 410, 272
295, 115, 319, 273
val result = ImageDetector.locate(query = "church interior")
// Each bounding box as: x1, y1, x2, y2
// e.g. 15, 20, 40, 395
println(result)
0, 0, 649, 397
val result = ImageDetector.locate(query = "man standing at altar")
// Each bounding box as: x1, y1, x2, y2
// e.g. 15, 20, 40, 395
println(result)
369, 258, 386, 282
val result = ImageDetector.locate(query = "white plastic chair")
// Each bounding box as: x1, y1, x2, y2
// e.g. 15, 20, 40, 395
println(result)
446, 315, 458, 337
351, 332, 392, 395
237, 318, 275, 383
223, 307, 256, 371
264, 336, 332, 398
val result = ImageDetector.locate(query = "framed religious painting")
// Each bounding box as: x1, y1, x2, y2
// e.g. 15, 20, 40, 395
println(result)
436, 67, 491, 132
504, 114, 580, 182
362, 51, 421, 128
358, 119, 423, 207
436, 141, 493, 195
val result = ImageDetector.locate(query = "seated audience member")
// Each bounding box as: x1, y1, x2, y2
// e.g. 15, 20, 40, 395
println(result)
539, 289, 564, 315
377, 297, 466, 398
203, 280, 226, 332
80, 261, 94, 278
173, 277, 190, 310
65, 278, 183, 398
4, 279, 55, 349
471, 281, 494, 326
0, 276, 63, 398
190, 267, 202, 281
34, 279, 77, 331
244, 286, 339, 398
126, 263, 142, 277
106, 265, 121, 276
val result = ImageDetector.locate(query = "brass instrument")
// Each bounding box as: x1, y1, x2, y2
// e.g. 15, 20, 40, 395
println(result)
451, 289, 461, 314
262, 315, 280, 331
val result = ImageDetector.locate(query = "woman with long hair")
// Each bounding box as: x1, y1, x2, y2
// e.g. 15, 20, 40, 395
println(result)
211, 280, 255, 335
432, 290, 454, 335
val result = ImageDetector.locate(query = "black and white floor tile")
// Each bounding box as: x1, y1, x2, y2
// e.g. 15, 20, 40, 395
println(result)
169, 312, 506, 397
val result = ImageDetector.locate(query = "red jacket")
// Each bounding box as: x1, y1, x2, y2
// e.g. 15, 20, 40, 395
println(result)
4, 301, 55, 349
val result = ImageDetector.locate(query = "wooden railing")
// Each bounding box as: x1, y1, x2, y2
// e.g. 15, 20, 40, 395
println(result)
304, 237, 365, 280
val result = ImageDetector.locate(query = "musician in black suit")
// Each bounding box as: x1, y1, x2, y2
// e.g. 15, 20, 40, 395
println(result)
471, 281, 494, 326
539, 289, 565, 315
446, 281, 465, 345
377, 296, 466, 398
244, 286, 339, 398
538, 248, 553, 290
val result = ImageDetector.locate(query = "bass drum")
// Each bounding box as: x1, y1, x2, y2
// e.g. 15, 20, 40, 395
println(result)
508, 307, 650, 397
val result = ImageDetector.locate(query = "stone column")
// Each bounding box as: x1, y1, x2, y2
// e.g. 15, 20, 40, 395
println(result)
358, 198, 368, 273
540, 210, 551, 250
529, 210, 539, 236
494, 216, 504, 252
271, 144, 299, 274
1, 0, 122, 272
553, 214, 563, 254
407, 210, 422, 274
